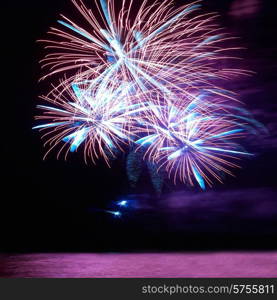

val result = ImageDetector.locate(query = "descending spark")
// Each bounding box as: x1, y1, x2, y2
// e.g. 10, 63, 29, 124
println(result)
117, 200, 128, 207
106, 210, 122, 217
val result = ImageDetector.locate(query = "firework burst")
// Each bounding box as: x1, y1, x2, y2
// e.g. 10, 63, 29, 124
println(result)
33, 80, 147, 165
39, 0, 249, 97
136, 97, 253, 189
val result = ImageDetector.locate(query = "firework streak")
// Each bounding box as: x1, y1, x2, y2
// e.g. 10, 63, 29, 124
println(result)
34, 0, 260, 189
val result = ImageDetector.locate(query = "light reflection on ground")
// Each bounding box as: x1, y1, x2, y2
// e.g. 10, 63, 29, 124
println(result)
0, 252, 276, 278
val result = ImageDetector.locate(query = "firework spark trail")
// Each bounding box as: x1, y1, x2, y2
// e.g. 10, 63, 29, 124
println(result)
34, 0, 260, 190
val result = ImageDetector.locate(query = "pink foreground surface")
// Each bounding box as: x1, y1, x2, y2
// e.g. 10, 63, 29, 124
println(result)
0, 252, 276, 278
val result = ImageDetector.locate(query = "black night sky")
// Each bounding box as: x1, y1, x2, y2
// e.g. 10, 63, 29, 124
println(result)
2, 0, 277, 253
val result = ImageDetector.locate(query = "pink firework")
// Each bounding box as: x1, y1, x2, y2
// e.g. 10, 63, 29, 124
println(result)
33, 80, 146, 165
39, 0, 250, 98
33, 0, 259, 190
135, 98, 253, 189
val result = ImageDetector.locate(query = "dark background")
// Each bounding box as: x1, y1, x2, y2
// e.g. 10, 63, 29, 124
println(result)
2, 0, 277, 252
